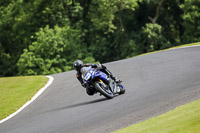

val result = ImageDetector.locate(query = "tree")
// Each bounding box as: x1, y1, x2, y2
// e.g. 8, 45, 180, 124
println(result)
148, 0, 166, 24
180, 0, 200, 43
142, 23, 170, 52
87, 0, 140, 62
17, 25, 95, 75
0, 0, 199, 76
89, 0, 139, 33
0, 0, 86, 76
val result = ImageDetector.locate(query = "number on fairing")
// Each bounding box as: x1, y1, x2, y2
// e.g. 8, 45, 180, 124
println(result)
84, 73, 91, 80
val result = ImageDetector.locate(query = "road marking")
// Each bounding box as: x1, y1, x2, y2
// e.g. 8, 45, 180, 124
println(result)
0, 76, 54, 124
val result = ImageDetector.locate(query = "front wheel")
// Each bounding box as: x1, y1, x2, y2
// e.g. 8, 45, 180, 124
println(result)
118, 84, 125, 94
95, 82, 113, 99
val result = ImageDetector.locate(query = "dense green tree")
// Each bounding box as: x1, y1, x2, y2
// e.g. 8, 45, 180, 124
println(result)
0, 0, 86, 76
141, 23, 170, 52
17, 25, 94, 75
180, 0, 200, 43
87, 0, 140, 62
0, 0, 199, 76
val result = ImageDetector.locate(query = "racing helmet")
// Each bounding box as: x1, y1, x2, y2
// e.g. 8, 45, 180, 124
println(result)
73, 60, 83, 71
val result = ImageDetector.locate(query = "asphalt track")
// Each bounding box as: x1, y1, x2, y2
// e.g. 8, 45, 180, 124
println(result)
1, 46, 200, 133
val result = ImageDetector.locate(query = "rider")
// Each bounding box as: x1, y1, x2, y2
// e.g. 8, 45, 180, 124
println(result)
73, 60, 121, 95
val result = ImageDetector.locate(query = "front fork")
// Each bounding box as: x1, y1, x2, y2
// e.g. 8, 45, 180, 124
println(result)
98, 79, 108, 89
98, 78, 120, 94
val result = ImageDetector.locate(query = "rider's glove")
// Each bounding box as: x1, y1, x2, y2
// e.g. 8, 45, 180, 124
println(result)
96, 63, 102, 69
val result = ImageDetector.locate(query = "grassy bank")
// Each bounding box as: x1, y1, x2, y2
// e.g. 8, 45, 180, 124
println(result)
169, 42, 200, 49
137, 42, 200, 57
114, 98, 200, 133
0, 76, 48, 120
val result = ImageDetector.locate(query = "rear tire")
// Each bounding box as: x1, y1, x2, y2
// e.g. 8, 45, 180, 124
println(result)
95, 82, 113, 99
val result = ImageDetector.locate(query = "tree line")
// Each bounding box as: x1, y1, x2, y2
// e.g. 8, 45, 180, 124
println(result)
0, 0, 199, 76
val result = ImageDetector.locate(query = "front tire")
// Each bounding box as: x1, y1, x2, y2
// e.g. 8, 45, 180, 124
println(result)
95, 82, 113, 99
118, 85, 125, 94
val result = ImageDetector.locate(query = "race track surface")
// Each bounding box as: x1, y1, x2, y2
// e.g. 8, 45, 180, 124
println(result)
1, 46, 200, 133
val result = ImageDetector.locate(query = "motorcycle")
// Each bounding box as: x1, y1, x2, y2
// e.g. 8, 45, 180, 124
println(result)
81, 67, 125, 99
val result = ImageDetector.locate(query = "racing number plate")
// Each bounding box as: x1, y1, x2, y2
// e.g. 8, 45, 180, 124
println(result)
84, 72, 91, 80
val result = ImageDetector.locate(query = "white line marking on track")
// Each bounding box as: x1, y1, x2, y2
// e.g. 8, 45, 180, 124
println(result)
0, 76, 54, 124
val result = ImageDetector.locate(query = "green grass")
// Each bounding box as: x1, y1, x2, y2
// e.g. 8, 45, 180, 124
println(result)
137, 42, 200, 57
0, 76, 48, 120
114, 99, 200, 133
114, 42, 200, 133
169, 42, 200, 49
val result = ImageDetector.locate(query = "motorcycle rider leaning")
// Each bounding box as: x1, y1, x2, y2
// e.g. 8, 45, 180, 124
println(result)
73, 60, 121, 95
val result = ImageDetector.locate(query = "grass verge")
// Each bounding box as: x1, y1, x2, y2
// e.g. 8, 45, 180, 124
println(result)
0, 76, 48, 120
113, 99, 200, 133
169, 42, 200, 49
137, 42, 200, 57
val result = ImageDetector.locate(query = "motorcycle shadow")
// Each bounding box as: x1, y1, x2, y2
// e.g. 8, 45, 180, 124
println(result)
49, 98, 108, 112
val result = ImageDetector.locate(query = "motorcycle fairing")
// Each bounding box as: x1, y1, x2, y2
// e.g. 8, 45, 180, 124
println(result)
94, 70, 108, 81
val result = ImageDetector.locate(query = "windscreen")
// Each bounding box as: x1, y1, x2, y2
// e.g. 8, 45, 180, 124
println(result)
80, 67, 91, 74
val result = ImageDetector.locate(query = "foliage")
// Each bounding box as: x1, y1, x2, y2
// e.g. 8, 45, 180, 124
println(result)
0, 45, 12, 76
17, 25, 94, 75
89, 0, 139, 33
0, 0, 200, 76
180, 0, 200, 43
141, 23, 170, 52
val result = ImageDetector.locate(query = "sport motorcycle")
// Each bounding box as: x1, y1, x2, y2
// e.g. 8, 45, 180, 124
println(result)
81, 67, 125, 99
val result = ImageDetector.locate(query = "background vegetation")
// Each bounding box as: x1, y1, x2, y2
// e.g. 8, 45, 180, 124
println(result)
0, 0, 199, 76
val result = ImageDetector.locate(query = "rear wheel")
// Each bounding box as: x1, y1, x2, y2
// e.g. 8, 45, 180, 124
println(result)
95, 82, 113, 99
